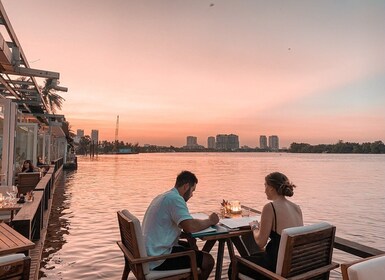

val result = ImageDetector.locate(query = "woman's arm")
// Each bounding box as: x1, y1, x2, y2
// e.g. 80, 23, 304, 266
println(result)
252, 203, 274, 248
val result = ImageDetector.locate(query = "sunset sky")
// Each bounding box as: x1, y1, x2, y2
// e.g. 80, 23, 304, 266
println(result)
2, 0, 385, 148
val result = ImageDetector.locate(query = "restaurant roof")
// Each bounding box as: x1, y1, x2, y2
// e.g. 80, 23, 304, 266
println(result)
0, 1, 67, 125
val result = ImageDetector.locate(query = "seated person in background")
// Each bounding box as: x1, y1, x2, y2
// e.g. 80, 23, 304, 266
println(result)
21, 159, 40, 173
142, 170, 219, 280
36, 156, 45, 167
36, 156, 49, 173
21, 160, 36, 173
229, 172, 303, 279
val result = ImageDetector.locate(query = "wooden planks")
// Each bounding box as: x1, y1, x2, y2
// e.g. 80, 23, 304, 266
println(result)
0, 222, 35, 256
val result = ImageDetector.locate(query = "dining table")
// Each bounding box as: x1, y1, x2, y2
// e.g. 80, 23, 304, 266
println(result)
0, 222, 35, 256
188, 205, 261, 280
200, 228, 253, 280
0, 188, 23, 222
0, 203, 23, 222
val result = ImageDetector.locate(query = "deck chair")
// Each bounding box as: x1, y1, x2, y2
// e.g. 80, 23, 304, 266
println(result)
231, 222, 339, 280
341, 253, 385, 280
17, 172, 41, 195
117, 210, 199, 280
0, 253, 31, 280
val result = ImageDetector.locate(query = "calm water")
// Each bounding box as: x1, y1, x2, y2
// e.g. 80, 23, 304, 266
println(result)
39, 153, 385, 279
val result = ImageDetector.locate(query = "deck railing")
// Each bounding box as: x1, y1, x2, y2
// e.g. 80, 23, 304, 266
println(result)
51, 157, 64, 175
241, 205, 385, 259
12, 165, 57, 241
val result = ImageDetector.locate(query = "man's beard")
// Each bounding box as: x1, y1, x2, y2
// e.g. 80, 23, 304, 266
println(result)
183, 186, 192, 202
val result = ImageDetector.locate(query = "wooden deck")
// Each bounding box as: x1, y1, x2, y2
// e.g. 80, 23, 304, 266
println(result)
6, 159, 64, 280
28, 191, 53, 279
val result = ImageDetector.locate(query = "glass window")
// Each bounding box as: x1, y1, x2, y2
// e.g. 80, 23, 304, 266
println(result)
15, 124, 37, 172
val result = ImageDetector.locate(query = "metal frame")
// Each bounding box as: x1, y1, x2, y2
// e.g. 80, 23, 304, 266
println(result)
0, 1, 67, 120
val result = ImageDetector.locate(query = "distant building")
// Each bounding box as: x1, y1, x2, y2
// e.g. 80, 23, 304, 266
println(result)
77, 129, 84, 137
269, 135, 279, 151
260, 135, 268, 149
91, 129, 99, 144
186, 136, 198, 147
216, 134, 239, 150
74, 129, 85, 144
184, 136, 204, 150
207, 136, 215, 149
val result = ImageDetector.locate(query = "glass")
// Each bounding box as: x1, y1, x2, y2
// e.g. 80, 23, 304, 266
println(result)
242, 208, 250, 217
230, 200, 242, 214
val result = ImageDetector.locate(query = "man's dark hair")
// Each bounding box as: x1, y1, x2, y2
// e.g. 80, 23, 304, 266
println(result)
175, 170, 198, 188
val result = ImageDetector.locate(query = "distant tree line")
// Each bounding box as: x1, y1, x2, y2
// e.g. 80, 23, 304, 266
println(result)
75, 138, 139, 155
75, 137, 385, 155
289, 140, 385, 154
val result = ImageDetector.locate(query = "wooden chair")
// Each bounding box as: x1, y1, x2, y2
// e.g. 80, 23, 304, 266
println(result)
231, 222, 339, 280
17, 172, 41, 195
117, 210, 199, 280
0, 253, 31, 280
341, 253, 385, 280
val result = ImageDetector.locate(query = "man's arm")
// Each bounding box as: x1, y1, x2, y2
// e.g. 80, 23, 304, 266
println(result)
179, 213, 219, 233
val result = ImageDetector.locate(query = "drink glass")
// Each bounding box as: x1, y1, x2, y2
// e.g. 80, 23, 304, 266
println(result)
242, 209, 250, 217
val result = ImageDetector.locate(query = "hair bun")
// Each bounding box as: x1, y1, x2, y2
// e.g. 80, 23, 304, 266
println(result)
279, 181, 295, 197
265, 172, 297, 197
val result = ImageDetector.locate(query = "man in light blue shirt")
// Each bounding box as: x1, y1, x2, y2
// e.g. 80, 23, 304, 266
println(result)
143, 170, 219, 280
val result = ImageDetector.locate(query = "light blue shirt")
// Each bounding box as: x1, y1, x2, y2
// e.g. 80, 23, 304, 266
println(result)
142, 188, 193, 269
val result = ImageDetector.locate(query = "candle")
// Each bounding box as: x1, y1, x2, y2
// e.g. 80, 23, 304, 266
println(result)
230, 200, 241, 213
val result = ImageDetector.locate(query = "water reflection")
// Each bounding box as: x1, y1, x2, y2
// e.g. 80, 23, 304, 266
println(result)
39, 153, 385, 279
39, 171, 73, 279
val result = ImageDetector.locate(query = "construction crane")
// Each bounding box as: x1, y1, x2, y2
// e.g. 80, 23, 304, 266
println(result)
114, 115, 119, 152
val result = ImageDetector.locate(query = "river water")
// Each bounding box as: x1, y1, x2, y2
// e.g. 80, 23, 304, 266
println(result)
39, 153, 385, 279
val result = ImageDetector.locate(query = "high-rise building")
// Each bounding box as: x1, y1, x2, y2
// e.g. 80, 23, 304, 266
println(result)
91, 129, 99, 144
77, 129, 84, 137
207, 136, 215, 149
260, 135, 268, 149
186, 136, 198, 147
269, 135, 279, 151
216, 134, 239, 150
184, 136, 204, 150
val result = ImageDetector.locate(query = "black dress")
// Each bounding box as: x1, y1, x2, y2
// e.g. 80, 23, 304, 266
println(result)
237, 202, 281, 279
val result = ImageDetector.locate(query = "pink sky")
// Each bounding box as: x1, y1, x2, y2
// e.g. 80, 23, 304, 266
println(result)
3, 0, 385, 148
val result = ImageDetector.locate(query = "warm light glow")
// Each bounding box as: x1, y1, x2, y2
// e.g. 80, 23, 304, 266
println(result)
230, 201, 242, 214
3, 1, 384, 147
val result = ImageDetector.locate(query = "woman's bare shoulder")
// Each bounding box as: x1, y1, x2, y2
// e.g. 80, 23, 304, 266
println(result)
261, 202, 274, 214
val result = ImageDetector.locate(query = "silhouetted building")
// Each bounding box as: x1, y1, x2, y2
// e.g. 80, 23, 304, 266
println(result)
260, 135, 268, 149
186, 136, 198, 147
184, 136, 204, 150
207, 136, 215, 149
74, 129, 85, 144
91, 129, 99, 144
216, 134, 239, 150
269, 135, 279, 151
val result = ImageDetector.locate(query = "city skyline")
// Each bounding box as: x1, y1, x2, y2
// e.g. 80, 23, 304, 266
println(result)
75, 126, 383, 149
3, 1, 385, 148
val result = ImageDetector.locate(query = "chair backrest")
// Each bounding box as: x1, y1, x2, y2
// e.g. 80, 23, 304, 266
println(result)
117, 210, 150, 275
343, 254, 385, 280
276, 222, 336, 279
17, 172, 41, 195
0, 253, 31, 280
